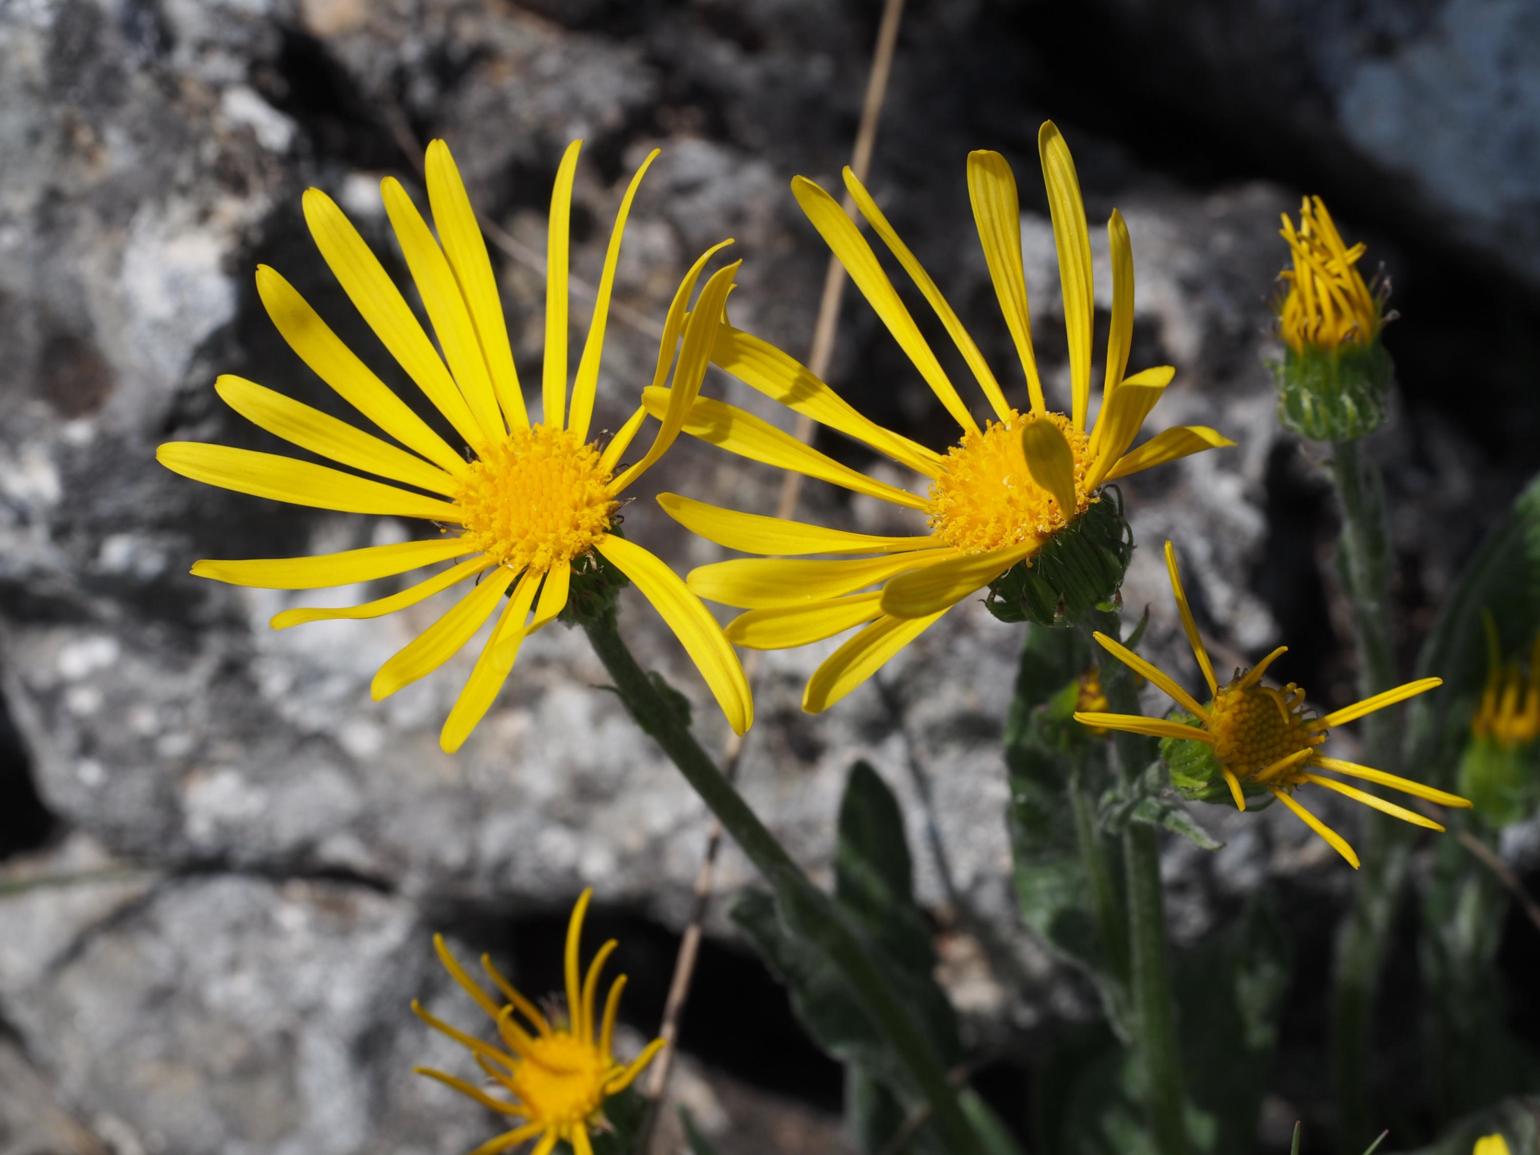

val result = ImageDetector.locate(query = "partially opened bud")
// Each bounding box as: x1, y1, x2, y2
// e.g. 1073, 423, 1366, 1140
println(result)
1458, 627, 1540, 826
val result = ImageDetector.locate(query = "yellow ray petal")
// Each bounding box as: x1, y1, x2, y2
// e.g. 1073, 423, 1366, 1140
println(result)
1252, 746, 1315, 784
468, 1122, 548, 1155
214, 375, 459, 496
605, 1038, 667, 1095
571, 1124, 595, 1155
596, 535, 753, 735
658, 493, 937, 557
543, 139, 582, 430
579, 939, 619, 1044
1321, 677, 1442, 729
1020, 417, 1078, 518
597, 404, 649, 476
440, 571, 540, 752
645, 238, 736, 392
1073, 712, 1214, 743
300, 189, 488, 455
410, 1002, 518, 1064
1086, 366, 1175, 489
725, 593, 885, 650
270, 555, 489, 630
843, 167, 1012, 422
563, 888, 593, 1028
1104, 208, 1135, 402
599, 974, 627, 1059
1038, 122, 1095, 430
425, 139, 528, 429
413, 1068, 528, 1118
1308, 756, 1472, 808
192, 537, 472, 590
791, 175, 979, 434
381, 177, 504, 443
254, 266, 469, 477
371, 567, 515, 700
804, 610, 948, 713
1103, 426, 1235, 482
691, 550, 953, 610
528, 561, 572, 633
1235, 644, 1290, 691
430, 932, 503, 1020
879, 544, 1034, 618
568, 150, 659, 443
156, 442, 462, 522
966, 149, 1045, 414
1090, 630, 1208, 719
1221, 768, 1247, 811
527, 1133, 560, 1155
1271, 788, 1360, 869
641, 392, 927, 510
479, 952, 552, 1037
1300, 773, 1445, 830
711, 323, 941, 477
1163, 541, 1219, 695
612, 261, 740, 492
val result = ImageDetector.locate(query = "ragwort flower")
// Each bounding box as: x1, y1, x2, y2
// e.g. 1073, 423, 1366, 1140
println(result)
157, 140, 751, 750
1076, 541, 1472, 868
651, 122, 1231, 711
1458, 618, 1540, 823
413, 890, 662, 1155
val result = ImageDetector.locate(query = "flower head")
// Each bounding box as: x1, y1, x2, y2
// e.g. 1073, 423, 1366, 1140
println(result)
1458, 618, 1540, 824
157, 140, 751, 749
653, 122, 1231, 712
1076, 541, 1472, 868
413, 890, 663, 1155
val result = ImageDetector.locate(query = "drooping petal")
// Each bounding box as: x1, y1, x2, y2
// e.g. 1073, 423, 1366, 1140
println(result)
381, 177, 505, 443
439, 570, 540, 752
1103, 209, 1135, 403
1309, 756, 1472, 808
192, 537, 472, 590
1301, 773, 1445, 830
156, 442, 462, 522
711, 324, 941, 477
966, 149, 1045, 414
1020, 417, 1078, 518
543, 140, 583, 430
254, 265, 468, 476
528, 561, 572, 633
1103, 426, 1235, 481
1321, 677, 1442, 729
1089, 630, 1208, 719
370, 567, 515, 700
1271, 788, 1360, 869
878, 544, 1034, 618
658, 493, 937, 557
214, 375, 460, 496
1038, 122, 1095, 431
472, 1123, 550, 1155
596, 535, 753, 735
568, 150, 659, 443
640, 392, 927, 510
425, 139, 528, 428
843, 167, 1012, 423
301, 188, 489, 455
413, 1068, 529, 1118
1234, 644, 1290, 691
725, 593, 885, 650
1086, 366, 1174, 488
1163, 541, 1219, 696
804, 610, 949, 713
792, 175, 979, 434
691, 551, 953, 610
269, 555, 490, 630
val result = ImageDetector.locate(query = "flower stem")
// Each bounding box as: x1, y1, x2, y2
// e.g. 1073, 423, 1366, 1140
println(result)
1324, 437, 1405, 1145
581, 612, 983, 1154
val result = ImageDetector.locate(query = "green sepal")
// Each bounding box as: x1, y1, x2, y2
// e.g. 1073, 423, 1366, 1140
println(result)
558, 536, 631, 628
985, 487, 1134, 628
1156, 711, 1273, 808
1273, 341, 1393, 442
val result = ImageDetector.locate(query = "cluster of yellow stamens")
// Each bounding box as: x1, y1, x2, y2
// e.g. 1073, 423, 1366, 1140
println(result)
1277, 195, 1384, 355
927, 410, 1090, 553
1205, 676, 1326, 784
456, 424, 618, 574
413, 890, 664, 1155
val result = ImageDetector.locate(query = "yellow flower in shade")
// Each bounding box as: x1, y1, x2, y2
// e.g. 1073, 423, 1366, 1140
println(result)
650, 121, 1232, 712
1473, 625, 1540, 750
1075, 541, 1473, 868
156, 140, 751, 751
1474, 1136, 1512, 1155
412, 890, 663, 1155
1277, 196, 1385, 355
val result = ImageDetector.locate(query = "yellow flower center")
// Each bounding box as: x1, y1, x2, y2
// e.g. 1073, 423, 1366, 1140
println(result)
456, 424, 618, 572
926, 410, 1090, 553
1206, 679, 1325, 783
506, 1032, 612, 1127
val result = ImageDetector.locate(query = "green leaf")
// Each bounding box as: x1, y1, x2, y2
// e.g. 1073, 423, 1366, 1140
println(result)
1099, 763, 1224, 851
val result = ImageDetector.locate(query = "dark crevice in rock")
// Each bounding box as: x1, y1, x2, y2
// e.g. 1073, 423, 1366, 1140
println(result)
164, 855, 398, 896
0, 680, 57, 862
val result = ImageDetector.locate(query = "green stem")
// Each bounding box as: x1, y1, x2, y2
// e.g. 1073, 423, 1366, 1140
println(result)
1325, 437, 1405, 1146
581, 612, 981, 1155
1123, 820, 1188, 1155
1069, 766, 1128, 990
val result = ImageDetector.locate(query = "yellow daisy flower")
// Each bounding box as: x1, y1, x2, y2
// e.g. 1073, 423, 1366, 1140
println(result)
1076, 541, 1472, 868
1277, 196, 1384, 355
412, 890, 663, 1155
648, 121, 1232, 712
157, 140, 751, 751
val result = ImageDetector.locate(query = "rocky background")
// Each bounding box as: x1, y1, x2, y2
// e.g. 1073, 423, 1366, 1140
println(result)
1, 1, 1538, 1153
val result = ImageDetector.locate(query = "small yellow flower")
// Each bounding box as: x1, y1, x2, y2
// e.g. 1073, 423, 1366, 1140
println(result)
413, 890, 663, 1155
1474, 1135, 1512, 1155
653, 122, 1231, 712
1076, 541, 1472, 868
1473, 625, 1540, 750
157, 140, 751, 750
1277, 196, 1385, 355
